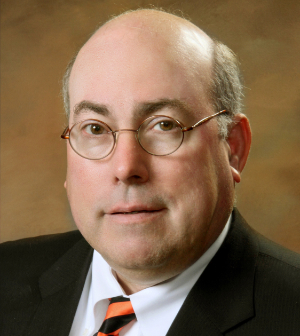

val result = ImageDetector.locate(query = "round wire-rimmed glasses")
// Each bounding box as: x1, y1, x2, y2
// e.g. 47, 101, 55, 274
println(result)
61, 110, 228, 160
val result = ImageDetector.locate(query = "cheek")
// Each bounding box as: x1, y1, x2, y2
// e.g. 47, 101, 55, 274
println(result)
65, 147, 110, 220
166, 148, 219, 197
65, 152, 114, 246
159, 138, 230, 220
153, 152, 215, 225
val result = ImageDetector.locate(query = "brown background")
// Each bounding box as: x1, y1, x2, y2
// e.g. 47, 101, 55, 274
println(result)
1, 0, 300, 253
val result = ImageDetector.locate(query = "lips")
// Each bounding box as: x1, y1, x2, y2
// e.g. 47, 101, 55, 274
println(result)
113, 210, 161, 215
104, 204, 166, 224
107, 204, 165, 216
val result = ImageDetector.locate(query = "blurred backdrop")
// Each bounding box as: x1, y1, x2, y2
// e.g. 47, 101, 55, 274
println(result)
1, 0, 300, 253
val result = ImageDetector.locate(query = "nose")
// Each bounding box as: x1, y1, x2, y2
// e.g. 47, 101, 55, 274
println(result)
111, 130, 150, 184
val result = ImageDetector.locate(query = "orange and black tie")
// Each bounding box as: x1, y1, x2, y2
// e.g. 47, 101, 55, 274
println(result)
94, 296, 136, 336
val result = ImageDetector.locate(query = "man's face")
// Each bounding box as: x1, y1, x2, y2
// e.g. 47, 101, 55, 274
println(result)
66, 23, 236, 284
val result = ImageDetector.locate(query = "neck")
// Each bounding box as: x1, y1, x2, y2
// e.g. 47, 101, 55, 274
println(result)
115, 271, 176, 295
115, 272, 149, 294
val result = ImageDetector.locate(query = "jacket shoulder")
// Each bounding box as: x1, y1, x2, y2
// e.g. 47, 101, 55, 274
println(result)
0, 231, 91, 335
233, 219, 300, 335
0, 230, 83, 251
0, 231, 84, 286
220, 210, 300, 335
257, 233, 300, 269
255, 233, 300, 301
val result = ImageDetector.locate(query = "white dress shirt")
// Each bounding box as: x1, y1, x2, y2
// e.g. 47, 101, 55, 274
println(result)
69, 215, 231, 336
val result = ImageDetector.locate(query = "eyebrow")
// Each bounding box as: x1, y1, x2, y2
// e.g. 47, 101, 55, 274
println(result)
135, 98, 195, 120
73, 101, 109, 118
73, 98, 195, 121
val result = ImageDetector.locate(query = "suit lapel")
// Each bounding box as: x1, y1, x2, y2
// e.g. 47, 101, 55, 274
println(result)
167, 209, 258, 335
25, 237, 92, 336
166, 294, 223, 336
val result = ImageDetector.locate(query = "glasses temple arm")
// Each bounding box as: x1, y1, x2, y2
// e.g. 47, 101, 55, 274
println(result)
61, 126, 70, 139
182, 110, 228, 132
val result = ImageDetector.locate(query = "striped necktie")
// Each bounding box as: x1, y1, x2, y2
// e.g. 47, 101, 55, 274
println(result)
94, 296, 136, 336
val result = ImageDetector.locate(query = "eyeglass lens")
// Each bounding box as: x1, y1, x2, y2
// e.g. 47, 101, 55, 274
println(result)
69, 116, 184, 160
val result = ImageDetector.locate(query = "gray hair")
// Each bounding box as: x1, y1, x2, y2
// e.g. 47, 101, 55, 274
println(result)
62, 54, 77, 120
211, 40, 244, 138
62, 22, 244, 140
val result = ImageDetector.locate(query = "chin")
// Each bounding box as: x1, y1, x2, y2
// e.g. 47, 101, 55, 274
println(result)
100, 240, 177, 272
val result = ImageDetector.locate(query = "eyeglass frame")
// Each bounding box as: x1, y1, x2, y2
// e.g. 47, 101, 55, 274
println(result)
61, 109, 229, 160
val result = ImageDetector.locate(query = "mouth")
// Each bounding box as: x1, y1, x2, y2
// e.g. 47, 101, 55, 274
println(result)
113, 210, 161, 215
106, 205, 165, 223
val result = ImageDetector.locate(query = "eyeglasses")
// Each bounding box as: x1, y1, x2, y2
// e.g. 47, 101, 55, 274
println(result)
61, 110, 228, 160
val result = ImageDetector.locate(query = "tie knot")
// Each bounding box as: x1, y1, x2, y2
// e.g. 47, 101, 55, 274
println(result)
110, 296, 132, 304
95, 296, 136, 336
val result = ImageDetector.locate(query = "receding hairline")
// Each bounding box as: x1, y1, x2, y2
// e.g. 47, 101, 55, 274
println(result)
77, 8, 214, 67
90, 9, 212, 45
64, 9, 215, 115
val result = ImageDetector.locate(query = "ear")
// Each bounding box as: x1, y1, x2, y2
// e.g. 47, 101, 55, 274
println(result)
64, 180, 67, 189
226, 113, 251, 183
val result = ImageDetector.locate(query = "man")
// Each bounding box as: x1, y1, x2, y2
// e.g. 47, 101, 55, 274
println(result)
1, 9, 300, 336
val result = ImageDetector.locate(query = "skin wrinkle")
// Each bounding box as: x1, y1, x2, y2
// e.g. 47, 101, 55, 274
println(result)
65, 9, 250, 294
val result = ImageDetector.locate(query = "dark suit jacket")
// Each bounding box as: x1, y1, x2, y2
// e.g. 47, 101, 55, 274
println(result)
1, 209, 300, 335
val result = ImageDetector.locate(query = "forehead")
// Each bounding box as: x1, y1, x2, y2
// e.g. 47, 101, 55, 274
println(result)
68, 21, 213, 123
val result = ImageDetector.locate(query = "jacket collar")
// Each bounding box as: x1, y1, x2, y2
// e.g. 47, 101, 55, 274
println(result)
167, 209, 259, 335
39, 237, 92, 298
25, 236, 93, 336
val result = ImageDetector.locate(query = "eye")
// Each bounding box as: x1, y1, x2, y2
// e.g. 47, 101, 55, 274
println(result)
88, 124, 105, 135
153, 119, 177, 131
80, 121, 109, 135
